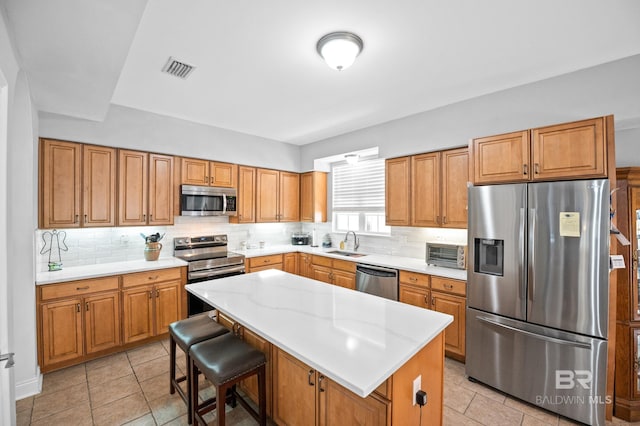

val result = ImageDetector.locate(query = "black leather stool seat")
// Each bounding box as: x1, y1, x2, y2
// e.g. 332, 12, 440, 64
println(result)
169, 313, 230, 424
190, 333, 267, 426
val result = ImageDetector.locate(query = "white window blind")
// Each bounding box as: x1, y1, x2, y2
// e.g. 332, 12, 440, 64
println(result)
332, 159, 385, 212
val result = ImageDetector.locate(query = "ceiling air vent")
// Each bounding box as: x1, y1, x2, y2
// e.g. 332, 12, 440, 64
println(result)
161, 57, 196, 79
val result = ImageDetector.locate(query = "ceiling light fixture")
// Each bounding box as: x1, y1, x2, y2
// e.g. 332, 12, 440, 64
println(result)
345, 154, 359, 165
316, 32, 363, 71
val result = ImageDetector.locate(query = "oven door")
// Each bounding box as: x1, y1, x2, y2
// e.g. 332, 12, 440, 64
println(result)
187, 266, 245, 316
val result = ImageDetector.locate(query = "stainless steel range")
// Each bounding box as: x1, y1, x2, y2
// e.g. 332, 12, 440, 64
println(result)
173, 234, 245, 315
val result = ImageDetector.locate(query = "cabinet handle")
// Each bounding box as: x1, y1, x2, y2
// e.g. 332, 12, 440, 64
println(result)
431, 297, 435, 306
76, 303, 80, 313
436, 216, 441, 225
143, 214, 146, 221
409, 277, 417, 283
149, 214, 153, 221
308, 370, 315, 386
156, 291, 160, 298
149, 290, 153, 299
534, 163, 540, 174
444, 283, 454, 290
523, 164, 528, 175
74, 214, 79, 224
76, 286, 90, 290
85, 302, 89, 311
443, 216, 447, 224
424, 295, 429, 305
319, 375, 325, 392
148, 275, 159, 280
263, 259, 270, 263
84, 214, 88, 223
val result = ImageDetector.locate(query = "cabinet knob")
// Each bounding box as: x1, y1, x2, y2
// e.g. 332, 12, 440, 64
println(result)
76, 303, 80, 312
534, 163, 540, 174
409, 277, 417, 282
444, 283, 454, 290
523, 164, 528, 175
308, 369, 315, 386
148, 275, 159, 280
85, 302, 89, 311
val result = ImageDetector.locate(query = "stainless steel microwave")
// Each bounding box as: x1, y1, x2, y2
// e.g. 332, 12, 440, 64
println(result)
180, 185, 237, 216
426, 243, 467, 269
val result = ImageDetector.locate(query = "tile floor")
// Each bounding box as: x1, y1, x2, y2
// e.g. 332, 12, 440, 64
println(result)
15, 341, 637, 425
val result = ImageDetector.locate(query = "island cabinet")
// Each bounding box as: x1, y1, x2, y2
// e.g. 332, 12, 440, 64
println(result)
246, 254, 284, 273
311, 255, 356, 290
399, 271, 466, 361
121, 268, 182, 344
39, 139, 117, 229
256, 168, 300, 223
118, 150, 174, 226
37, 276, 121, 371
273, 347, 390, 426
471, 116, 611, 185
180, 157, 237, 188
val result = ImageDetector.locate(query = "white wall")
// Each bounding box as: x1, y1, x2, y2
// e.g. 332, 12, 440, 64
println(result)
0, 6, 40, 399
300, 55, 640, 169
616, 127, 640, 168
39, 104, 302, 172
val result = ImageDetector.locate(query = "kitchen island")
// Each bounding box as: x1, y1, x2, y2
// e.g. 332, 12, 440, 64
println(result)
187, 269, 452, 425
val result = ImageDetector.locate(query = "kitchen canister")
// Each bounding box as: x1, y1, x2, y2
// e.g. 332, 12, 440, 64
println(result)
144, 242, 162, 261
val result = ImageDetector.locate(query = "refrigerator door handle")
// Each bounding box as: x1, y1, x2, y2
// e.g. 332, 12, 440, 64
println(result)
519, 207, 526, 303
528, 208, 536, 307
477, 316, 592, 350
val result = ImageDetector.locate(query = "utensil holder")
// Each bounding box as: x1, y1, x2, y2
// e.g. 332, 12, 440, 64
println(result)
144, 242, 162, 261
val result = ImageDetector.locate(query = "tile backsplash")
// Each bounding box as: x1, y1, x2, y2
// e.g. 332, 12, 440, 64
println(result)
35, 217, 467, 271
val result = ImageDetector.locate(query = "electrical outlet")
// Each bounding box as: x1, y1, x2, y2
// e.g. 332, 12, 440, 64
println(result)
412, 375, 421, 406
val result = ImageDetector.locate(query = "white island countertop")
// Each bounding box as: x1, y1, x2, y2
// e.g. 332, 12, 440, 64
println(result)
186, 270, 453, 398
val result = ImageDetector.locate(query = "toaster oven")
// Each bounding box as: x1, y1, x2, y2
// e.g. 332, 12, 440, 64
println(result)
426, 243, 466, 269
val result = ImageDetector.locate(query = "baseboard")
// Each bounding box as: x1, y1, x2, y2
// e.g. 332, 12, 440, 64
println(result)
14, 366, 42, 400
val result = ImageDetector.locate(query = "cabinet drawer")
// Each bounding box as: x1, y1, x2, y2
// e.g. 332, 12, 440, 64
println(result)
431, 276, 466, 296
312, 255, 332, 267
399, 271, 430, 288
122, 267, 181, 288
332, 259, 356, 273
40, 276, 119, 301
249, 254, 283, 268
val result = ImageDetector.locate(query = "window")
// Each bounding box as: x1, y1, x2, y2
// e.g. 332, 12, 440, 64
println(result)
332, 158, 390, 235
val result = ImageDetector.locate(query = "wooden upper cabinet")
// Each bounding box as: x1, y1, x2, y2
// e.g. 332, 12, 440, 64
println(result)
279, 171, 300, 222
180, 157, 237, 187
118, 150, 149, 226
411, 153, 440, 227
148, 154, 174, 225
441, 147, 469, 228
300, 171, 327, 223
231, 166, 256, 223
40, 139, 82, 228
256, 168, 299, 222
472, 130, 530, 184
531, 117, 606, 180
82, 145, 116, 227
385, 156, 411, 226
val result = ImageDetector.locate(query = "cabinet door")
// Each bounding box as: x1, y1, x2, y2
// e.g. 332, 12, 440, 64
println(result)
441, 147, 469, 229
181, 157, 209, 185
399, 284, 430, 310
411, 153, 440, 227
299, 253, 314, 278
148, 153, 174, 225
41, 298, 83, 367
82, 145, 116, 227
472, 130, 530, 184
84, 291, 121, 354
319, 377, 390, 426
249, 264, 283, 273
155, 281, 181, 336
279, 171, 300, 222
332, 270, 356, 290
284, 253, 298, 274
532, 117, 606, 180
300, 172, 327, 223
240, 328, 273, 415
256, 169, 280, 222
385, 157, 411, 226
234, 166, 256, 223
313, 265, 333, 284
122, 285, 154, 343
40, 139, 82, 228
431, 292, 466, 359
273, 348, 317, 426
118, 150, 149, 226
211, 162, 237, 188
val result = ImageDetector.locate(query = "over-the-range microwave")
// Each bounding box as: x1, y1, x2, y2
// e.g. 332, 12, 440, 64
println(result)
426, 242, 466, 270
180, 185, 237, 216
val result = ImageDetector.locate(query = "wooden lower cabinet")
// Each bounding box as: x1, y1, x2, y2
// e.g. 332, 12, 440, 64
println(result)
311, 255, 356, 290
299, 253, 314, 278
431, 292, 466, 361
273, 347, 390, 426
40, 298, 84, 367
399, 284, 430, 310
84, 292, 121, 354
246, 254, 283, 273
283, 252, 298, 274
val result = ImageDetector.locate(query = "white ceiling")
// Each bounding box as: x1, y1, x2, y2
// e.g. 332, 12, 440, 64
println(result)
4, 0, 640, 145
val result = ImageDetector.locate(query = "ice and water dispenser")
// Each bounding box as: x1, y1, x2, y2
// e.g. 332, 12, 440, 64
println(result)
474, 238, 504, 276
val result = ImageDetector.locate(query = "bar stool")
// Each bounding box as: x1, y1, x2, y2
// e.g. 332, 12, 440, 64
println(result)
190, 333, 267, 426
169, 314, 230, 424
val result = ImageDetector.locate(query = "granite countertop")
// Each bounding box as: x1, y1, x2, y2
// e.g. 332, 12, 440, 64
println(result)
35, 257, 188, 285
236, 244, 467, 281
186, 270, 453, 397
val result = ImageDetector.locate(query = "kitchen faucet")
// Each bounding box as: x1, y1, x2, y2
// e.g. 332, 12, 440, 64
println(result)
344, 231, 360, 251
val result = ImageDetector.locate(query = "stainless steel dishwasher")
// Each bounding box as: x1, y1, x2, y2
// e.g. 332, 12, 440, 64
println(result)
355, 264, 399, 301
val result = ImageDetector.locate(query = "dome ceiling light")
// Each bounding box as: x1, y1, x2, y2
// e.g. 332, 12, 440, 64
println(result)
316, 31, 364, 71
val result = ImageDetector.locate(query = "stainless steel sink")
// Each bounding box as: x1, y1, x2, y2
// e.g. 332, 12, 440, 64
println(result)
326, 250, 367, 258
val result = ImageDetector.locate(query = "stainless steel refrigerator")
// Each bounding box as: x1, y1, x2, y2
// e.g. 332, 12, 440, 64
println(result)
466, 179, 609, 426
